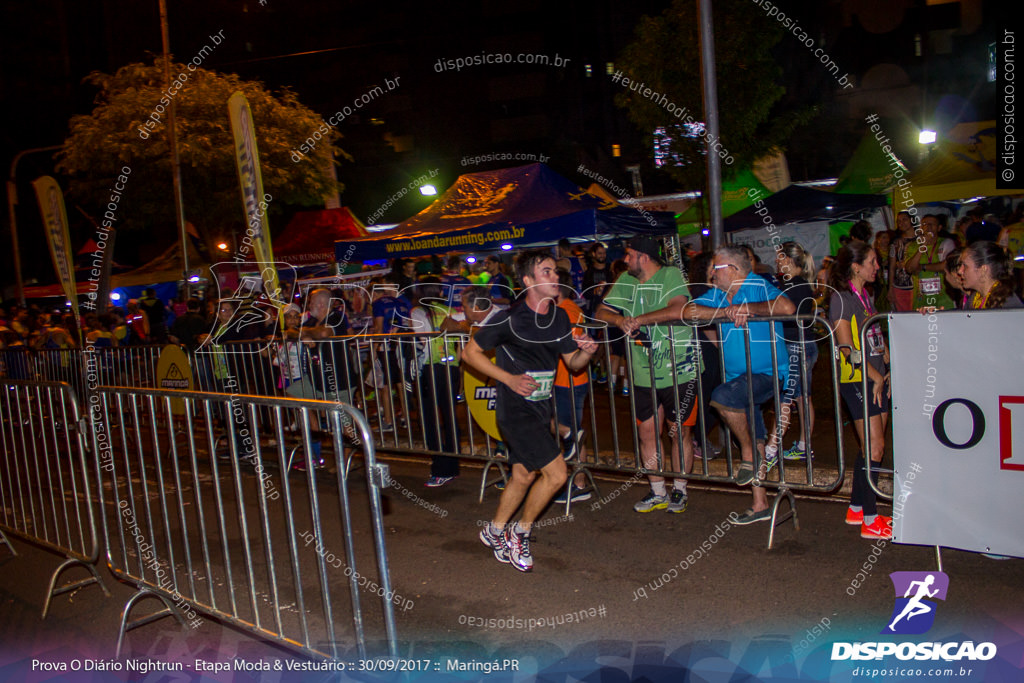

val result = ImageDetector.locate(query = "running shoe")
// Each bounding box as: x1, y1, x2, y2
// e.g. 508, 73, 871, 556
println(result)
561, 429, 584, 462
763, 448, 779, 472
783, 444, 813, 460
696, 441, 721, 460
861, 515, 893, 540
666, 489, 688, 514
504, 525, 533, 572
845, 508, 863, 526
479, 524, 510, 564
620, 383, 630, 397
293, 443, 324, 472
633, 491, 669, 513
553, 484, 592, 504
293, 455, 326, 472
425, 475, 456, 488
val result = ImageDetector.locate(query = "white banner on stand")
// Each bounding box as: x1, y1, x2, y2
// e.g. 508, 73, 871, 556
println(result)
730, 221, 831, 268
888, 310, 1024, 557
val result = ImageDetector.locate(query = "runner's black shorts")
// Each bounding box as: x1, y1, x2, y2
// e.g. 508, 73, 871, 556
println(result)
840, 380, 889, 421
497, 397, 561, 472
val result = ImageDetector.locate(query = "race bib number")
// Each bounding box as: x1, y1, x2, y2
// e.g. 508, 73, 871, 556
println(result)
919, 275, 941, 295
866, 325, 886, 357
525, 370, 555, 401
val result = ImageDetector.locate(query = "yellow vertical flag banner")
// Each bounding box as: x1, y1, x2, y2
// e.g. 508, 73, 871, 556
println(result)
32, 176, 81, 324
228, 91, 280, 300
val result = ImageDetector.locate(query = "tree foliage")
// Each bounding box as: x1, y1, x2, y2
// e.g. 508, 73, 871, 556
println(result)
615, 0, 814, 190
57, 59, 345, 244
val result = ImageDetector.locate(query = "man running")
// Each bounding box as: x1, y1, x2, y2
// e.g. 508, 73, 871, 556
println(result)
462, 250, 597, 572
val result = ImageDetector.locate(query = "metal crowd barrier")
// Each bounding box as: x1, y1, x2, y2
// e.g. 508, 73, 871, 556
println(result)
4, 315, 855, 548
0, 348, 36, 382
226, 315, 849, 547
0, 344, 165, 393
0, 380, 109, 615
90, 386, 397, 659
193, 335, 510, 499
854, 311, 893, 505
573, 314, 846, 547
89, 344, 163, 389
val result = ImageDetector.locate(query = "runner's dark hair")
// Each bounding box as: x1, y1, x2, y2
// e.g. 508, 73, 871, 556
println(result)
964, 241, 1014, 309
828, 242, 875, 292
514, 249, 555, 286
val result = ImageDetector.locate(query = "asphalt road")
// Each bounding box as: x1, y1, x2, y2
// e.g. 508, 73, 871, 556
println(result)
1, 453, 1021, 682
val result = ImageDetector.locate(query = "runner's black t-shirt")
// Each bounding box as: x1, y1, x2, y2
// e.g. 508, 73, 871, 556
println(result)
472, 300, 577, 419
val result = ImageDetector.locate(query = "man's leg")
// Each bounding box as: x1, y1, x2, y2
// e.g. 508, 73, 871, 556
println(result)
718, 407, 771, 518
668, 423, 694, 481
633, 405, 671, 512
638, 407, 665, 483
751, 442, 769, 513
665, 421, 693, 513
518, 456, 568, 532
717, 406, 755, 467
492, 463, 537, 530
489, 457, 565, 573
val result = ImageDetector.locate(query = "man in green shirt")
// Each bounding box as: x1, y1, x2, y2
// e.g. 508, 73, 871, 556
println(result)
598, 236, 700, 514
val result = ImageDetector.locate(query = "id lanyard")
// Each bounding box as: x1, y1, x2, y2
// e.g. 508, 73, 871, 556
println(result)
852, 285, 884, 363
851, 285, 875, 316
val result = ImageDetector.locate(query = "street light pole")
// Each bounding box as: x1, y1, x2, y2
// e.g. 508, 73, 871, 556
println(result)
698, 0, 724, 250
7, 145, 63, 306
158, 0, 190, 281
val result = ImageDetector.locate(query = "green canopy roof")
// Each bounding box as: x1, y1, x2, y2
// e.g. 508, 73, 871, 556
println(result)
833, 132, 908, 195
676, 169, 770, 235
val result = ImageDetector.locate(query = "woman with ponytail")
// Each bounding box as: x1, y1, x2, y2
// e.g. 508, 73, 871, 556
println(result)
959, 241, 1024, 309
827, 242, 892, 540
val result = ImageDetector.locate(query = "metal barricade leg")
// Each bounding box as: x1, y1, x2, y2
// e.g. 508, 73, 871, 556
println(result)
0, 528, 16, 557
478, 460, 509, 504
42, 555, 111, 618
766, 486, 799, 551
115, 589, 188, 658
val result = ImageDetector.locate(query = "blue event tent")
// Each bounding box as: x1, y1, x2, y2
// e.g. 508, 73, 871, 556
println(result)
334, 163, 676, 261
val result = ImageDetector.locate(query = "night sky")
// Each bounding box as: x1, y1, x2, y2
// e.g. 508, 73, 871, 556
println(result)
0, 0, 1000, 289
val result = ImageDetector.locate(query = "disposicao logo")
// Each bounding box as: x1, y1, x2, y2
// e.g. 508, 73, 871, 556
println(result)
882, 571, 949, 635
832, 571, 997, 662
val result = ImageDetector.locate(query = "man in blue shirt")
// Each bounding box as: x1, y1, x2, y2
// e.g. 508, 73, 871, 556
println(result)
372, 277, 413, 431
684, 245, 795, 525
484, 255, 513, 305
440, 256, 472, 311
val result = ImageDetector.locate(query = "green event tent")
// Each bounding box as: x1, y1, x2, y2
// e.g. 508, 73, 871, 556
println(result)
833, 131, 908, 196
676, 169, 770, 236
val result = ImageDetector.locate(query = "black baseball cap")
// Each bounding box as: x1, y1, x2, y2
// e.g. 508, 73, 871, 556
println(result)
627, 236, 663, 264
